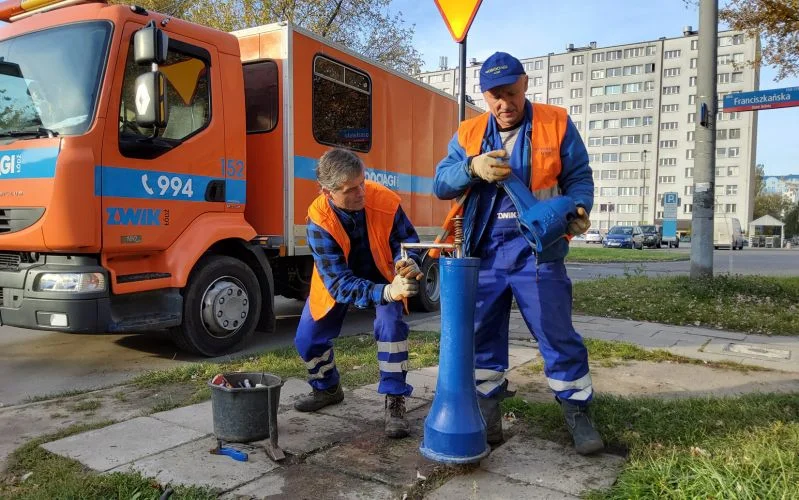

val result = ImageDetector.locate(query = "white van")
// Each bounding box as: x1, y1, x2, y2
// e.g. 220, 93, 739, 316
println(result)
714, 216, 744, 250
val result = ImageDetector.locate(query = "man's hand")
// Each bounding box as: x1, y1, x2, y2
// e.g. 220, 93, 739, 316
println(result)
395, 258, 423, 281
384, 274, 419, 302
470, 149, 511, 183
568, 207, 591, 236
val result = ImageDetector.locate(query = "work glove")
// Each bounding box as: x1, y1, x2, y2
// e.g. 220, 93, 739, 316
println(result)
469, 149, 511, 183
383, 273, 419, 302
567, 207, 591, 236
394, 258, 423, 281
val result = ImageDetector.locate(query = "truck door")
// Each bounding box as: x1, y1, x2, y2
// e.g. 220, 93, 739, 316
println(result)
100, 23, 225, 254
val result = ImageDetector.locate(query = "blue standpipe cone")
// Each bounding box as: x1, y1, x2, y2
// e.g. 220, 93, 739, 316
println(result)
420, 256, 489, 464
501, 174, 578, 253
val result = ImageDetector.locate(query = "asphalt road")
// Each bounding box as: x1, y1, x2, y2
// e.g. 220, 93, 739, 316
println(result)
1, 246, 796, 407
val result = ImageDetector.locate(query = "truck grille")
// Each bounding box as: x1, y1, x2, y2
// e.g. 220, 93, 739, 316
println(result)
0, 208, 45, 234
0, 253, 22, 271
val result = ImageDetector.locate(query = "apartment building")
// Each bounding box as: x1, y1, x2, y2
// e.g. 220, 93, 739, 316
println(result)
416, 28, 760, 232
764, 174, 799, 204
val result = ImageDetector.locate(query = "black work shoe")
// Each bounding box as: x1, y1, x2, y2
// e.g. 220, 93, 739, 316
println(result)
478, 396, 503, 445
560, 400, 604, 455
384, 395, 410, 438
294, 384, 344, 412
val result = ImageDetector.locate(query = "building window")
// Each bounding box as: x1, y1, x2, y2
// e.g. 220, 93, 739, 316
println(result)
604, 119, 620, 129
535, 60, 544, 70
660, 122, 679, 130
726, 185, 738, 195
646, 45, 657, 55
549, 80, 564, 89
605, 101, 622, 112
728, 147, 740, 157
731, 72, 743, 83
644, 98, 654, 108
660, 140, 678, 148
607, 67, 623, 77
550, 64, 564, 73
645, 81, 655, 91
606, 84, 622, 95
601, 169, 618, 180
622, 134, 641, 144
624, 47, 645, 58
601, 187, 618, 197
571, 71, 584, 82
664, 67, 681, 77
688, 112, 696, 123
716, 166, 726, 177
591, 69, 605, 80
623, 100, 642, 110
643, 116, 653, 125
570, 105, 582, 114
588, 137, 602, 146
684, 203, 693, 213
624, 65, 643, 76
607, 50, 622, 60
591, 86, 604, 96
659, 176, 676, 183
717, 147, 727, 158
689, 95, 697, 104
690, 58, 697, 69
645, 63, 656, 73
623, 82, 642, 93
718, 73, 731, 84
548, 97, 564, 105
685, 167, 694, 177
603, 135, 620, 145
621, 117, 640, 127
717, 129, 728, 140
570, 88, 583, 98
664, 50, 681, 59
687, 131, 695, 141
642, 133, 653, 143
729, 128, 741, 139
663, 85, 680, 95
533, 76, 544, 86
620, 152, 639, 162
590, 103, 604, 114
685, 185, 695, 195
589, 120, 603, 130
659, 158, 677, 166
691, 39, 699, 50
662, 104, 679, 112
592, 52, 605, 63
728, 166, 739, 176
572, 55, 584, 65
689, 76, 697, 86
533, 93, 544, 102
726, 204, 737, 213
687, 149, 695, 159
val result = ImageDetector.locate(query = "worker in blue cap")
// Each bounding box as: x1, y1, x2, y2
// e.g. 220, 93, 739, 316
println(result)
433, 51, 603, 455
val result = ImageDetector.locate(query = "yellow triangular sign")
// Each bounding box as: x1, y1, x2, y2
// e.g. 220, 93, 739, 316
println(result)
434, 0, 483, 43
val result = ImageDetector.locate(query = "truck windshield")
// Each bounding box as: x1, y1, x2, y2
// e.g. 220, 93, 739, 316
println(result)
0, 21, 111, 137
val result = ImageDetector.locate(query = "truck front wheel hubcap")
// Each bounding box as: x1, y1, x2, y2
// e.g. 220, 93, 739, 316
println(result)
201, 277, 249, 338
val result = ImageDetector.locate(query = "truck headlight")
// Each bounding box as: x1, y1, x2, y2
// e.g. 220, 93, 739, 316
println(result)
34, 273, 106, 292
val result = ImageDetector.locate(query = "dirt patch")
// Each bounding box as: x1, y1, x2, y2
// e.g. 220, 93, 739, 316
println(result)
508, 359, 799, 403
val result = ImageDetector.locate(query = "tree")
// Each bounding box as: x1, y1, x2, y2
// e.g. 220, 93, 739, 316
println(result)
753, 192, 792, 219
719, 0, 799, 81
110, 0, 424, 74
755, 163, 765, 196
784, 203, 799, 237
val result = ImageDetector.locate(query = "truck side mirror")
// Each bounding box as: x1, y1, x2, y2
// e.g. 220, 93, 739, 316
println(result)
134, 71, 169, 128
132, 21, 169, 130
134, 21, 168, 65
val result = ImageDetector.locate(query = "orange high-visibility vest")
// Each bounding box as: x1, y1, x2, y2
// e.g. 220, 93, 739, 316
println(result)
431, 103, 568, 256
307, 180, 399, 320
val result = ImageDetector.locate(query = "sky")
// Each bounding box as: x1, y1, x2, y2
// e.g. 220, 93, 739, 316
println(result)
392, 0, 799, 177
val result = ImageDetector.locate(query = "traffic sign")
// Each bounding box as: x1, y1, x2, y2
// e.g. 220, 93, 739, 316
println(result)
723, 87, 799, 112
662, 191, 680, 243
433, 0, 483, 43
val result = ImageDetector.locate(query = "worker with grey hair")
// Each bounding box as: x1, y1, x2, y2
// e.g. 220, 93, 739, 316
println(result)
294, 148, 423, 438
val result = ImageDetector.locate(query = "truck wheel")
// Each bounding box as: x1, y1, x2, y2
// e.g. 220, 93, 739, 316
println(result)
410, 257, 441, 312
170, 255, 261, 357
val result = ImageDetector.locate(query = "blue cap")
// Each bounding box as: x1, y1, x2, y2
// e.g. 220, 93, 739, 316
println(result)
480, 52, 525, 92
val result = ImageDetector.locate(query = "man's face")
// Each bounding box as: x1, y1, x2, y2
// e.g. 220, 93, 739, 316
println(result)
324, 171, 366, 211
483, 75, 528, 129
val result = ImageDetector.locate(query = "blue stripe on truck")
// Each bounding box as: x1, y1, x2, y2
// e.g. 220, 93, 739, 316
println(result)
0, 147, 59, 179
95, 166, 246, 204
293, 155, 435, 195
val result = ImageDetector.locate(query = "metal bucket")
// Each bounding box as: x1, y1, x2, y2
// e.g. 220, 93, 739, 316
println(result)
208, 372, 284, 459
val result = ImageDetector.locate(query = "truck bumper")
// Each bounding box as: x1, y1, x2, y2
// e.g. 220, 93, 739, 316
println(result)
0, 254, 111, 332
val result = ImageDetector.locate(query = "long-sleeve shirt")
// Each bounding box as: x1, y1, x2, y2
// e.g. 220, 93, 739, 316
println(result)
306, 201, 420, 309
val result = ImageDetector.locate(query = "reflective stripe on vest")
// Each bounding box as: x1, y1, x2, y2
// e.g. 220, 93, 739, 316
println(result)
431, 103, 568, 255
307, 180, 399, 320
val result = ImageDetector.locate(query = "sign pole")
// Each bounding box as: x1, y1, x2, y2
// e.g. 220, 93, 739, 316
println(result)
458, 38, 467, 122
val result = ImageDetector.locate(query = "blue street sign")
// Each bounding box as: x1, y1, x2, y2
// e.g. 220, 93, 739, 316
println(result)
723, 87, 799, 112
661, 191, 679, 243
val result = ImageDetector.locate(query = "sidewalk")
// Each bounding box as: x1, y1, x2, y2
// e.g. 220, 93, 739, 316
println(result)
38, 314, 799, 498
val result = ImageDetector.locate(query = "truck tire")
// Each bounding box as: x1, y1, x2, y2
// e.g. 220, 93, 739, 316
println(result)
169, 255, 262, 357
410, 256, 441, 312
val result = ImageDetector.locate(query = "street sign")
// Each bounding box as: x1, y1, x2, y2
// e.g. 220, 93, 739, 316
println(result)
662, 192, 680, 246
433, 0, 482, 43
723, 87, 799, 112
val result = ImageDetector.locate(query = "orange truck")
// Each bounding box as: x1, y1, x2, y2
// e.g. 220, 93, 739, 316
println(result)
0, 0, 475, 355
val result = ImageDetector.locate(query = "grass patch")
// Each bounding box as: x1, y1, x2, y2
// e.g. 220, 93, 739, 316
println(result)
567, 247, 688, 263
1, 422, 216, 499
505, 393, 799, 499
574, 275, 799, 335
134, 331, 441, 391
71, 400, 101, 413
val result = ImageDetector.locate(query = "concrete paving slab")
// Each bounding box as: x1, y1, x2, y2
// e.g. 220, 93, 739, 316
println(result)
508, 346, 539, 368
42, 416, 205, 472
262, 409, 365, 456
580, 329, 623, 343
673, 326, 747, 341
223, 463, 397, 499
650, 332, 712, 348
321, 387, 428, 424
151, 401, 213, 435
307, 424, 437, 489
277, 377, 314, 409
110, 435, 277, 492
427, 469, 579, 499
481, 435, 623, 497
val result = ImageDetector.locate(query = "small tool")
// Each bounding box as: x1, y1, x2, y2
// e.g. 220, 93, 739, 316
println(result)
210, 440, 249, 462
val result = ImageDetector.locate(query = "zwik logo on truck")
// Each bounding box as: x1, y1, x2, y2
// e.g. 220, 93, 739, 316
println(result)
106, 207, 170, 226
0, 154, 22, 175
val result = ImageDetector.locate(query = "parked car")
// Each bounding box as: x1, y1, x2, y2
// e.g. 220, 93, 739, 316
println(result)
640, 225, 662, 248
585, 228, 604, 244
603, 225, 644, 249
